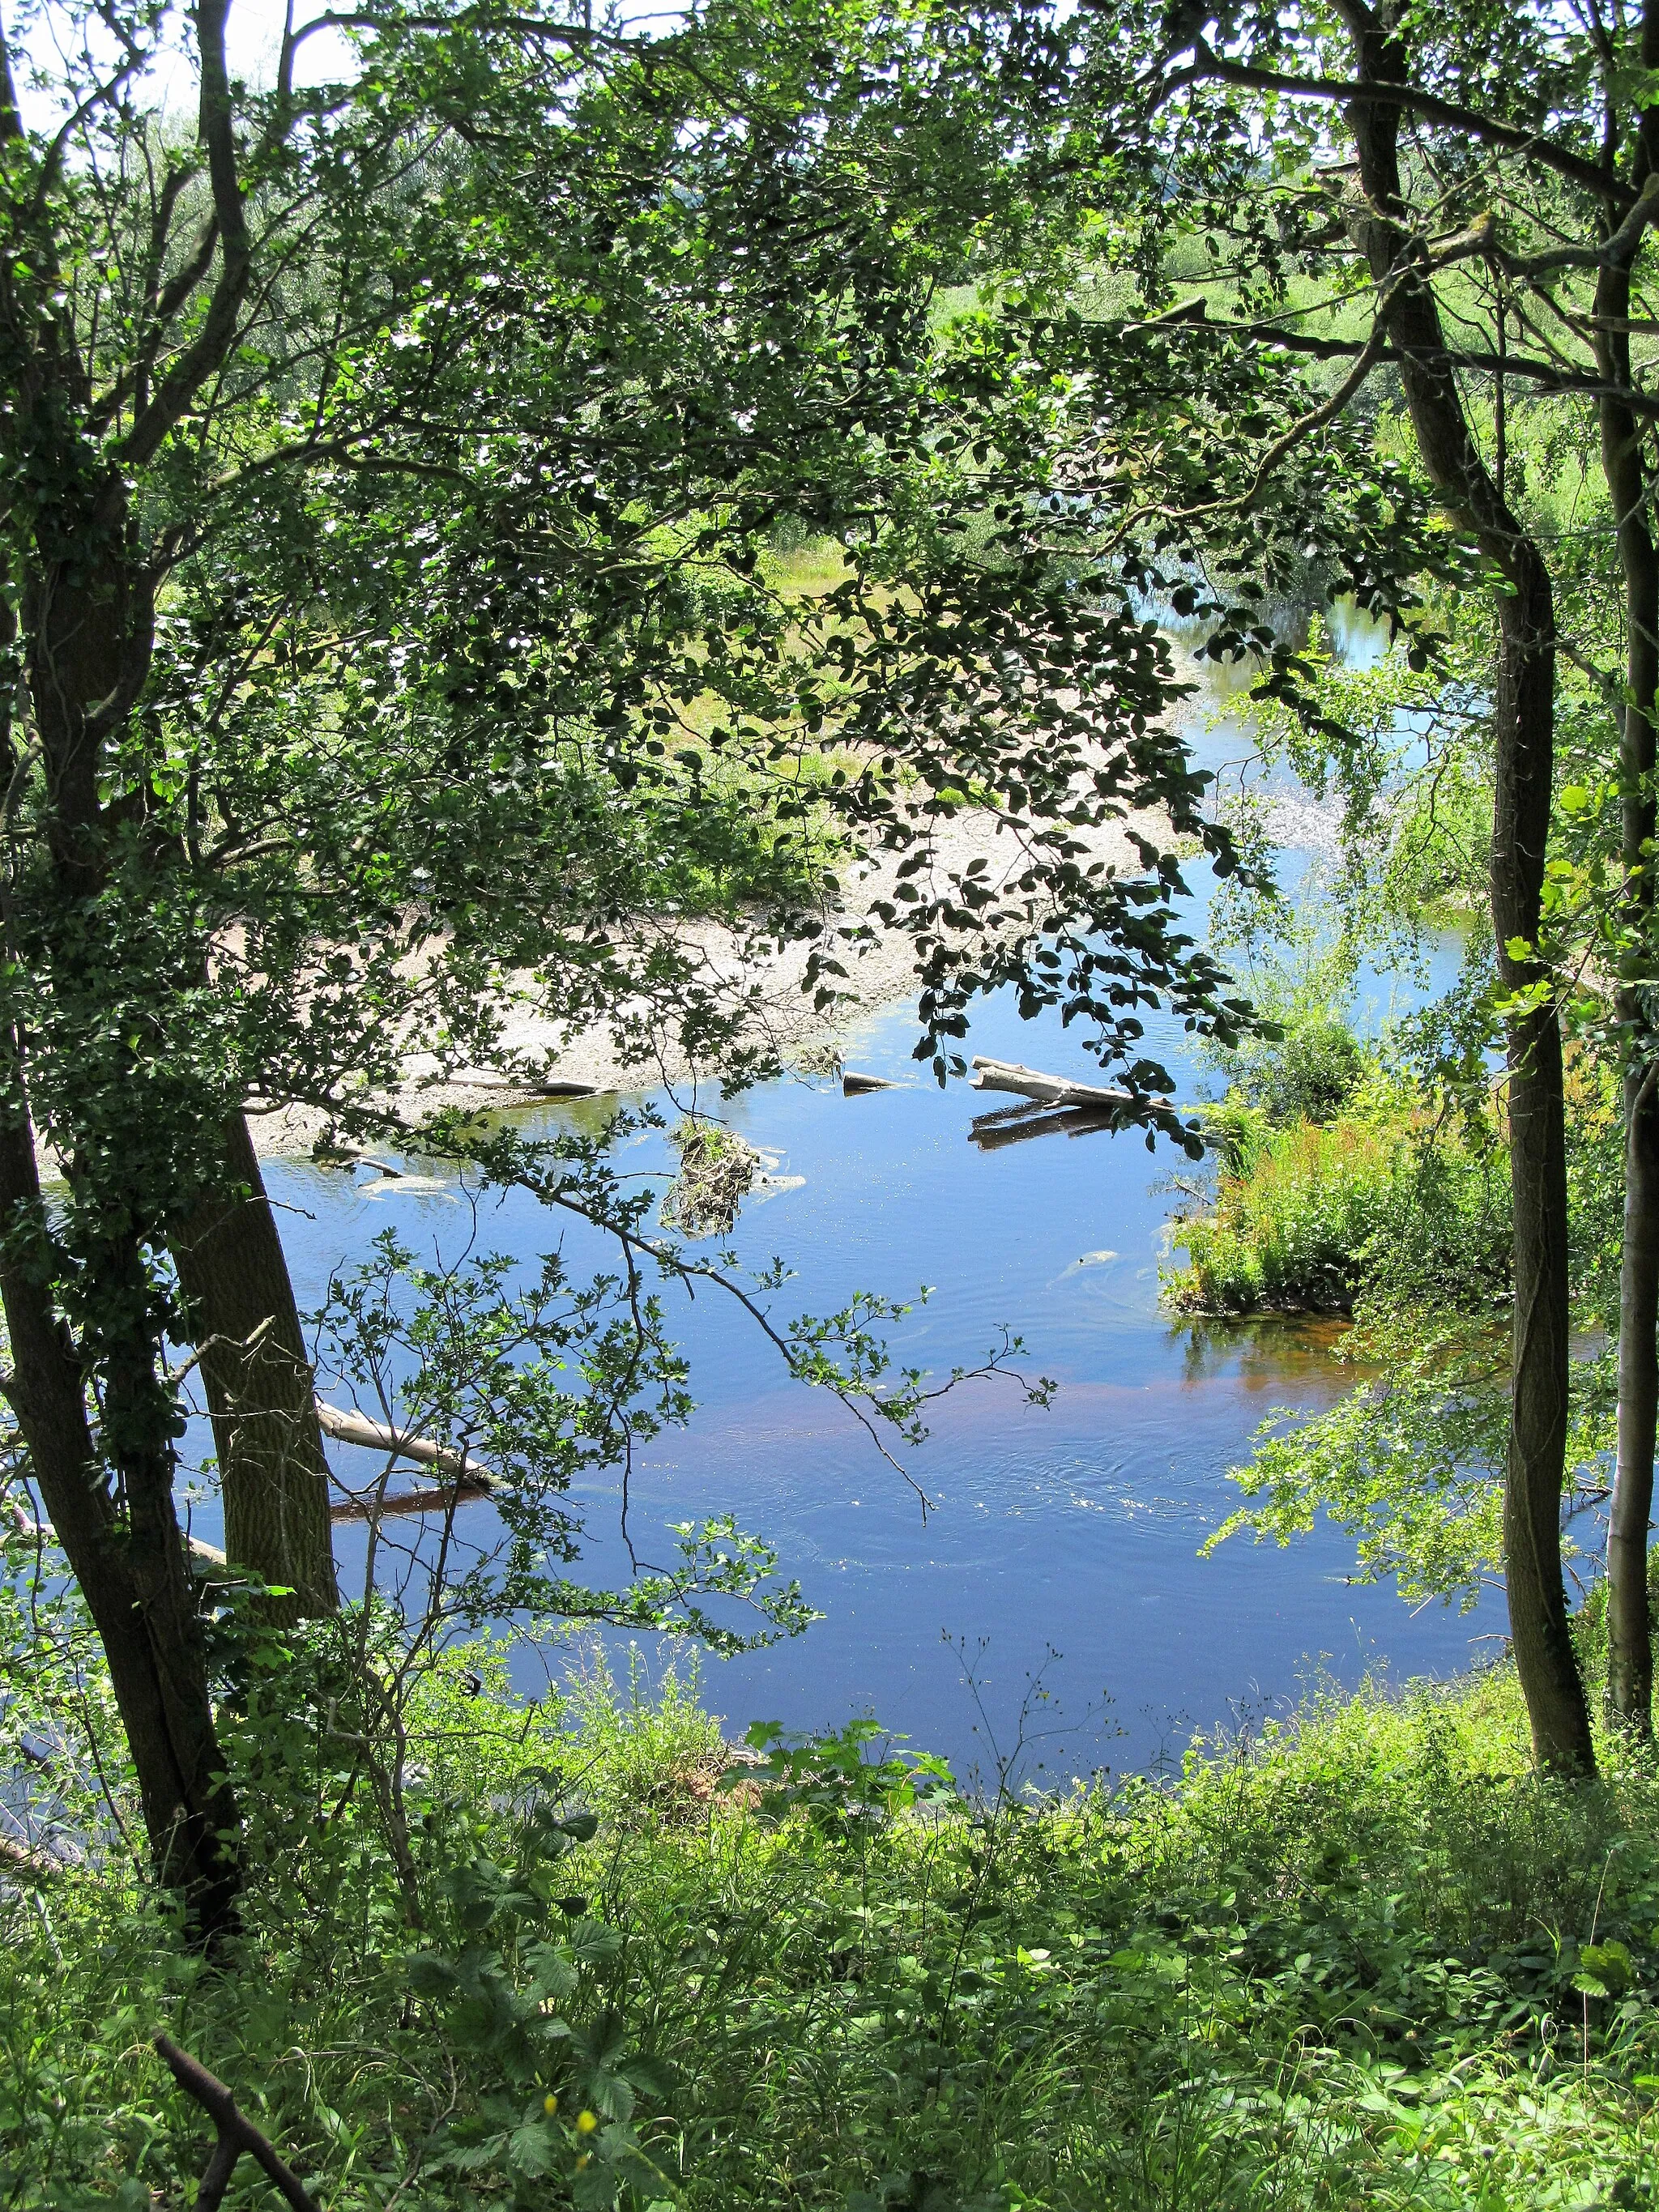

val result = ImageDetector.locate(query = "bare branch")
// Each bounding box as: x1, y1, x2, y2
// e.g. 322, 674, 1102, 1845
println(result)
153, 2035, 322, 2212
117, 0, 255, 470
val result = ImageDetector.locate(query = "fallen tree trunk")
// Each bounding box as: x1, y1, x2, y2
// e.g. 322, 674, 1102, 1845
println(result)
315, 1400, 477, 1477
316, 1400, 497, 1522
969, 1058, 1145, 1111
15, 1505, 227, 1574
0, 1828, 69, 1881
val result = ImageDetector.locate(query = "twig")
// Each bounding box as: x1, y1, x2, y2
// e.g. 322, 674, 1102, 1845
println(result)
153, 2034, 322, 2212
165, 1312, 278, 1388
0, 1829, 63, 1881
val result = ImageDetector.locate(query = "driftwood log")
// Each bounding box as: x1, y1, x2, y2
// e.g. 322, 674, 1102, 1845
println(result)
154, 2034, 322, 2212
0, 1828, 66, 1881
842, 1071, 899, 1095
328, 1476, 494, 1524
315, 1400, 476, 1476
317, 1401, 497, 1523
15, 1505, 228, 1575
969, 1057, 1144, 1111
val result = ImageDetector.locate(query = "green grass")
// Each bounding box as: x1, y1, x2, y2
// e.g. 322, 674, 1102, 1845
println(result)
1165, 1078, 1513, 1319
1166, 1110, 1406, 1315
8, 1641, 1659, 2209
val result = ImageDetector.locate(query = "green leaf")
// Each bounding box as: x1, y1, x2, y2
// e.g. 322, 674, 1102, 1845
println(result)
406, 1953, 463, 1998
507, 2121, 560, 2176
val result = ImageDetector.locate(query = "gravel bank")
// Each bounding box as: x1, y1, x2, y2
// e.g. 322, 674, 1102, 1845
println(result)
247, 806, 1156, 1157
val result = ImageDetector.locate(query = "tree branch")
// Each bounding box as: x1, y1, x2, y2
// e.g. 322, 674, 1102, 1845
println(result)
1158, 311, 1659, 416
117, 0, 255, 471
154, 2035, 322, 2212
1167, 37, 1624, 208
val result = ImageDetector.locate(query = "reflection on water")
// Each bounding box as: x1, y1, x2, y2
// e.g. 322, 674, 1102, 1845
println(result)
1171, 1312, 1360, 1389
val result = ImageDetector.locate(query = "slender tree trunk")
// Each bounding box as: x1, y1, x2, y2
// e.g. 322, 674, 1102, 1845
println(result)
1340, 0, 1596, 1772
1613, 1075, 1659, 1728
13, 537, 256, 1908
1493, 594, 1593, 1774
26, 525, 337, 1620
0, 1068, 241, 1939
171, 1115, 339, 1622
1599, 198, 1659, 1733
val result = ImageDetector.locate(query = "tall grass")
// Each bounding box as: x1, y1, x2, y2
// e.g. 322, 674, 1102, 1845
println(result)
1166, 1072, 1514, 1319
1167, 1111, 1405, 1314
6, 1647, 1659, 2210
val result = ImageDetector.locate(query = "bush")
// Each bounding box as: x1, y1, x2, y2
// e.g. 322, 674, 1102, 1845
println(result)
1167, 1055, 1512, 1318
1236, 1016, 1367, 1125
1169, 1112, 1402, 1312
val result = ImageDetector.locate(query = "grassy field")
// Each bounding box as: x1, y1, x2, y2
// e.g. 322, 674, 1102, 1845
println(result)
8, 1638, 1659, 2210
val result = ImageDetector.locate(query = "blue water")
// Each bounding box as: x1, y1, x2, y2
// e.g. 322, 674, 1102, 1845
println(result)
243, 940, 1489, 1787
198, 630, 1495, 1784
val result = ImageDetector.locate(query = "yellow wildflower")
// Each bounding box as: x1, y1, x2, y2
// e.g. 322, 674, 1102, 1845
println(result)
576, 2110, 599, 2134
544, 2094, 558, 2117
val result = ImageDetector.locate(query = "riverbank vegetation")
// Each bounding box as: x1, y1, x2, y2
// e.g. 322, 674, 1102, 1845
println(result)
1165, 1047, 1512, 1319
11, 1646, 1659, 2211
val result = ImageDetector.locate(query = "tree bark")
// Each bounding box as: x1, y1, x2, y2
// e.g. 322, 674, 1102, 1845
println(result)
0, 1072, 241, 1939
1612, 1075, 1659, 1728
1340, 0, 1596, 1771
1599, 147, 1659, 1730
170, 1115, 339, 1622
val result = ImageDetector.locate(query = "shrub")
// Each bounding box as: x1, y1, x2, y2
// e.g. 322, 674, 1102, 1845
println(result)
1167, 1069, 1512, 1319
1237, 1016, 1368, 1125
1168, 1114, 1401, 1312
9, 1658, 1659, 2211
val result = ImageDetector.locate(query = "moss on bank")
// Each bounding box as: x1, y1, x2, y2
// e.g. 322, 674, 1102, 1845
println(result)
8, 1651, 1659, 2209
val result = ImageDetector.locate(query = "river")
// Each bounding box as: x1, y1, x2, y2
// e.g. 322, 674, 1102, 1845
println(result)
225, 642, 1496, 1787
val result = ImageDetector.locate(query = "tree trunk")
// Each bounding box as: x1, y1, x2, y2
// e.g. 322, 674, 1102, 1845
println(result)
1599, 185, 1659, 1733
11, 492, 258, 1907
0, 1076, 241, 1940
1485, 538, 1590, 1772
1340, 0, 1596, 1771
170, 1115, 339, 1622
1612, 1075, 1659, 1728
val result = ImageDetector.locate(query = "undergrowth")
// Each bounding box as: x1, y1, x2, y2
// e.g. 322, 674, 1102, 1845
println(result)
6, 1646, 1659, 2209
1165, 1086, 1511, 1318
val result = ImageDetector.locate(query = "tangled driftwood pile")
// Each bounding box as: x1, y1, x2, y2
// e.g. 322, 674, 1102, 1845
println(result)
660, 1119, 763, 1239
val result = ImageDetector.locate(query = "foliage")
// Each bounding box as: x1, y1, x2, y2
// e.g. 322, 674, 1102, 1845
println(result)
1226, 1016, 1367, 1130
1187, 1032, 1625, 1608
1171, 1110, 1407, 1315
10, 1656, 1659, 2209
1167, 1059, 1512, 1320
